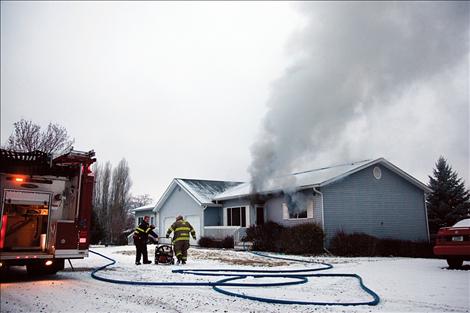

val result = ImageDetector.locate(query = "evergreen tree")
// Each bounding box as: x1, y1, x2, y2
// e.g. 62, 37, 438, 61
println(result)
427, 156, 470, 234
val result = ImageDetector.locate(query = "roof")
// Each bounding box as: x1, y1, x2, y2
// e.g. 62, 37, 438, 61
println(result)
132, 205, 155, 213
213, 158, 431, 201
154, 178, 243, 212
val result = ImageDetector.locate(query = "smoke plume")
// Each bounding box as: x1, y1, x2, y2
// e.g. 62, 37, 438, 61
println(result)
249, 2, 469, 192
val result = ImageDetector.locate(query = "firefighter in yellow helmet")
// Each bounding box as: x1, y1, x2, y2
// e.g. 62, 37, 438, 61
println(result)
166, 215, 196, 264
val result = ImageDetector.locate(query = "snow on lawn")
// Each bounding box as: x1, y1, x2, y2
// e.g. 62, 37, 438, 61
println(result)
1, 245, 468, 313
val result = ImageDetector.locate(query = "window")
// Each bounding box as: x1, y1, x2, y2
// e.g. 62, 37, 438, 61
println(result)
227, 207, 247, 227
138, 217, 143, 225
150, 217, 154, 225
282, 194, 314, 220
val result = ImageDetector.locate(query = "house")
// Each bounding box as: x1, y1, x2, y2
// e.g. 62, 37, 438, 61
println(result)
154, 158, 431, 247
133, 204, 157, 227
154, 179, 243, 245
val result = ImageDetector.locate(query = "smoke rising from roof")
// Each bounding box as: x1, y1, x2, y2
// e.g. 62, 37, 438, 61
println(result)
249, 2, 469, 192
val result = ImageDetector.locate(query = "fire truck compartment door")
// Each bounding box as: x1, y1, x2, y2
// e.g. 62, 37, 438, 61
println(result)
4, 190, 50, 205
55, 221, 78, 249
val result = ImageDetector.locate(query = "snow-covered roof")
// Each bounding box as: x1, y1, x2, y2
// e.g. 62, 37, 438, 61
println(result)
132, 204, 155, 213
177, 179, 243, 204
214, 158, 431, 201
154, 178, 243, 212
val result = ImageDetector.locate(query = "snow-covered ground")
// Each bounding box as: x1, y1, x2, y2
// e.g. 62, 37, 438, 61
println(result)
1, 245, 468, 313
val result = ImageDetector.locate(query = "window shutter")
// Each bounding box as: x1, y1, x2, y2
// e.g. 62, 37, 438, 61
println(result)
307, 200, 314, 219
282, 203, 289, 219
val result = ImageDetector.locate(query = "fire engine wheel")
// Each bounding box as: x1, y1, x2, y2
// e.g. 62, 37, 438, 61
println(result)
0, 263, 8, 277
27, 259, 64, 275
27, 264, 56, 275
446, 257, 463, 269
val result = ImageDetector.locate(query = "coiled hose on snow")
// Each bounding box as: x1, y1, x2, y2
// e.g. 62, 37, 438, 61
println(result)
89, 249, 380, 306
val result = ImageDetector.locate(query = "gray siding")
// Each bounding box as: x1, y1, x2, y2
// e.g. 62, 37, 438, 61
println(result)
158, 185, 202, 237
222, 198, 251, 208
322, 165, 428, 246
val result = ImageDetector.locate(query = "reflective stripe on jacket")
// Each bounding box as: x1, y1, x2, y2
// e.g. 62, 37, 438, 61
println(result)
166, 220, 196, 243
134, 221, 158, 242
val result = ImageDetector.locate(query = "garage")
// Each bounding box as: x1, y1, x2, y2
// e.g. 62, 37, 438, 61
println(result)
163, 215, 200, 245
185, 215, 200, 245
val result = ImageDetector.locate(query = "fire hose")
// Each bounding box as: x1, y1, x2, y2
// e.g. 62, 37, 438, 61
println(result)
89, 249, 380, 306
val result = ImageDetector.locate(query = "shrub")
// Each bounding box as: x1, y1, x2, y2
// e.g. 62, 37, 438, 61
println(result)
244, 221, 285, 252
198, 236, 234, 249
221, 236, 234, 249
375, 239, 433, 257
280, 223, 324, 255
330, 231, 378, 257
330, 230, 434, 257
198, 236, 218, 248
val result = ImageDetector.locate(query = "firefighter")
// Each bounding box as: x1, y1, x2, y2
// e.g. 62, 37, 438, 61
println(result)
166, 215, 196, 264
133, 215, 158, 265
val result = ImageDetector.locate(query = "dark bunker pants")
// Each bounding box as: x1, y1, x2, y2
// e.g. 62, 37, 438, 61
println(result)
135, 240, 150, 263
174, 240, 190, 262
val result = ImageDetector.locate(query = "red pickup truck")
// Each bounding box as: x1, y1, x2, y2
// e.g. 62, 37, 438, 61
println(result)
433, 218, 470, 269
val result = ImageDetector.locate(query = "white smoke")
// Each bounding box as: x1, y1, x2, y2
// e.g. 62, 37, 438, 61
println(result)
249, 2, 469, 192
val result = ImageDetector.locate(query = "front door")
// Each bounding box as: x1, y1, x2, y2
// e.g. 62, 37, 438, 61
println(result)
256, 206, 264, 225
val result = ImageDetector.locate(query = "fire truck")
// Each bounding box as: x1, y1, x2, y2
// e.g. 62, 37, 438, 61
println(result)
0, 149, 96, 275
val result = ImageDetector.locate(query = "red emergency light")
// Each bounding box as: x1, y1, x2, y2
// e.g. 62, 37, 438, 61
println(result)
79, 230, 88, 244
15, 177, 24, 182
0, 215, 7, 249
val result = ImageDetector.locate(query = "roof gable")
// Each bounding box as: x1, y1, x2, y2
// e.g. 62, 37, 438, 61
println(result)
319, 158, 431, 192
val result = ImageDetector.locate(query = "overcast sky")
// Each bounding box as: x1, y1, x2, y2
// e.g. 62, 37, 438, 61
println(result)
1, 2, 469, 201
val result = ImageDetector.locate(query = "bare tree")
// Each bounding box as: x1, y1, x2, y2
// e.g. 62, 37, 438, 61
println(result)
91, 163, 106, 243
109, 159, 132, 244
101, 162, 112, 243
6, 119, 74, 154
129, 194, 153, 210
91, 161, 116, 244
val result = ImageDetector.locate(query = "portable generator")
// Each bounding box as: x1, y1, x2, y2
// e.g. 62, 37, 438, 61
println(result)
154, 244, 174, 265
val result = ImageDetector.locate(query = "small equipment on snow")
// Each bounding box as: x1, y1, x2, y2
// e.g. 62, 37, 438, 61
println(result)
154, 244, 175, 265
